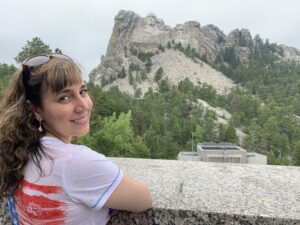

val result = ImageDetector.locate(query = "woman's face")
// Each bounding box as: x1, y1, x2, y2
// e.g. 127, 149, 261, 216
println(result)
36, 82, 93, 143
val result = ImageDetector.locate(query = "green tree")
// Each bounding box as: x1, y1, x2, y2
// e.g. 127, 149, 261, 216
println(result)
242, 121, 264, 153
145, 58, 152, 73
262, 116, 280, 155
143, 126, 162, 158
223, 47, 239, 68
154, 67, 164, 82
184, 44, 191, 57
15, 37, 52, 63
194, 124, 203, 144
134, 88, 142, 98
178, 78, 194, 94
158, 79, 171, 93
293, 141, 300, 166
132, 136, 150, 158
0, 63, 16, 77
0, 64, 17, 97
54, 48, 63, 54
92, 111, 149, 157
225, 122, 238, 143
129, 72, 134, 85
202, 112, 217, 141
194, 84, 217, 104
129, 63, 140, 72
218, 123, 227, 142
140, 70, 147, 81
118, 66, 126, 79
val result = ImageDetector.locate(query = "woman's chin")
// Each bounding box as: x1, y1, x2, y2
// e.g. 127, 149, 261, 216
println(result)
74, 127, 90, 138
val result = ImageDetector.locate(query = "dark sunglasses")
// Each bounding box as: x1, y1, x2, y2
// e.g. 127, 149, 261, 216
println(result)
22, 53, 73, 100
22, 53, 72, 67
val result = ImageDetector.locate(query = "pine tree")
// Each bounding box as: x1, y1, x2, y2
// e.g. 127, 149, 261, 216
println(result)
15, 37, 52, 63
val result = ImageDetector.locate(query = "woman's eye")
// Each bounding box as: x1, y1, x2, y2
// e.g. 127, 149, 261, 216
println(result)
80, 89, 88, 96
59, 96, 71, 102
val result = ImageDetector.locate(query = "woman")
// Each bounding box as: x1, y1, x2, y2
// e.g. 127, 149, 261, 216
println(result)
0, 54, 152, 224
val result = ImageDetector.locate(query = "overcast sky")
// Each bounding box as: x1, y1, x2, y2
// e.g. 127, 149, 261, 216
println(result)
1, 0, 300, 80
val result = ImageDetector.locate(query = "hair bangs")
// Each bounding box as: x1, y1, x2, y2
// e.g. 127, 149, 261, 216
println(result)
43, 58, 83, 93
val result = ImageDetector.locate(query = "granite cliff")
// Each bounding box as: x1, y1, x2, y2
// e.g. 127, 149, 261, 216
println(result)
89, 10, 300, 95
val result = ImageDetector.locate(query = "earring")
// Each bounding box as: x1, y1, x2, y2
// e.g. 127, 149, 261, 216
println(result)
38, 119, 43, 133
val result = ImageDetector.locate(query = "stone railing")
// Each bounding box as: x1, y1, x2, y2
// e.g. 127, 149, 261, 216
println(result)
1, 158, 300, 224
108, 158, 300, 225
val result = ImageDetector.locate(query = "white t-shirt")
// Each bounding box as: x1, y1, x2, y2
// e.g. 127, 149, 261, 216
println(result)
13, 136, 123, 225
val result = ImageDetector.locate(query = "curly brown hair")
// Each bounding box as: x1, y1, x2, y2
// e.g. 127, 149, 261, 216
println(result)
0, 57, 83, 197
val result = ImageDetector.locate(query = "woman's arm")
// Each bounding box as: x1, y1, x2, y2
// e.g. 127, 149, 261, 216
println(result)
104, 175, 152, 212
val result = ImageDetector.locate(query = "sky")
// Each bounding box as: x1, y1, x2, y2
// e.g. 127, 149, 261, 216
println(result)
1, 0, 300, 81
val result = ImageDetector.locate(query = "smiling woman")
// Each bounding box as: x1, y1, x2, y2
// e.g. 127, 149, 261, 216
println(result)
30, 82, 93, 143
0, 54, 152, 225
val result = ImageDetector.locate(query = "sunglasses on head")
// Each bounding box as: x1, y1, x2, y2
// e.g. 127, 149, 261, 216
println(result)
22, 53, 73, 100
22, 53, 72, 67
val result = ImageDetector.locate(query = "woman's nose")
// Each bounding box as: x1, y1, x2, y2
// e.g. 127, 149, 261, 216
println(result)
74, 96, 89, 112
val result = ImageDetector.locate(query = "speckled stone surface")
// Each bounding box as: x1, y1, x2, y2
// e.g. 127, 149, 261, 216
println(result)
107, 209, 300, 225
108, 158, 300, 224
1, 158, 300, 224
0, 197, 12, 225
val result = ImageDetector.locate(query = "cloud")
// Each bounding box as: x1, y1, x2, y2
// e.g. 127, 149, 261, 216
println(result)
1, 0, 300, 81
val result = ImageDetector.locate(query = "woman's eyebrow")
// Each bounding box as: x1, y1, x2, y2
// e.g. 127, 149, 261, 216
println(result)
59, 89, 72, 94
59, 84, 86, 94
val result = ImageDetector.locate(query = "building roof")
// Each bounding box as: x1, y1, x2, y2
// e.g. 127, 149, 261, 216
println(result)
199, 142, 240, 150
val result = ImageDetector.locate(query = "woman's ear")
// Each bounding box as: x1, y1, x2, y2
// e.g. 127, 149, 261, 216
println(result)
26, 100, 42, 120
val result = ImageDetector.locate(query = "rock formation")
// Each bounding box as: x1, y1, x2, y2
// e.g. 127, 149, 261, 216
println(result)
89, 10, 300, 95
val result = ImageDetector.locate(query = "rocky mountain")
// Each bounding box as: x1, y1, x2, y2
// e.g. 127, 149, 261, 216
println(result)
99, 49, 235, 95
89, 10, 300, 95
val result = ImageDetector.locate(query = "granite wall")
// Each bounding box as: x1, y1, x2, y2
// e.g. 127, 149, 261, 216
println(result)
1, 158, 300, 224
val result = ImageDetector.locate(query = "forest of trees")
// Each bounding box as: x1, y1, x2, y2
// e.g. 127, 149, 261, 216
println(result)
1, 36, 300, 166
0, 63, 15, 97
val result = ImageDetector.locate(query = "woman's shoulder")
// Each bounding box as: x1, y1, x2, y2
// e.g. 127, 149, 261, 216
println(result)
41, 136, 106, 159
63, 143, 122, 188
71, 143, 107, 161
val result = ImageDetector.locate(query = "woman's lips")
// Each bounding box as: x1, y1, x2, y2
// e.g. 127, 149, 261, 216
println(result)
72, 116, 89, 125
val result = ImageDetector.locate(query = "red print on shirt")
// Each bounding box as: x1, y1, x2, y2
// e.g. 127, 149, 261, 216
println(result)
14, 180, 67, 225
